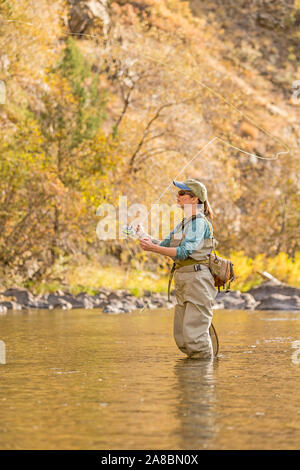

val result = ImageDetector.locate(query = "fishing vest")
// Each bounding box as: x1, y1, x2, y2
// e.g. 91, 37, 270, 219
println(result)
169, 213, 218, 262
167, 213, 218, 300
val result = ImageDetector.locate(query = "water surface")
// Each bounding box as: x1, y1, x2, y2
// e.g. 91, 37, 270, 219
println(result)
0, 308, 300, 449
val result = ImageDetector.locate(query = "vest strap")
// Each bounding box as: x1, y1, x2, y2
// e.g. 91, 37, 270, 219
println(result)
167, 214, 215, 300
168, 262, 176, 302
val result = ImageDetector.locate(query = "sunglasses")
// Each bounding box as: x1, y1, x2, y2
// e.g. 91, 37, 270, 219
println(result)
177, 190, 193, 196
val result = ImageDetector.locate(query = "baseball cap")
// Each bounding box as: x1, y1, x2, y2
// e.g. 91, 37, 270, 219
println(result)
173, 179, 207, 203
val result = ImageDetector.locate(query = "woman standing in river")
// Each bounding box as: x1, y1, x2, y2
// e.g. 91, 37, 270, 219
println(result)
139, 179, 217, 360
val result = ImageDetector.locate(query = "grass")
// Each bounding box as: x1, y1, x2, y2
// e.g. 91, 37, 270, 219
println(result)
29, 263, 170, 297
68, 264, 170, 296
15, 251, 300, 297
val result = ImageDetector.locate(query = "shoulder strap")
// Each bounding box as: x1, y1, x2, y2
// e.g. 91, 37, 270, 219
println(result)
181, 213, 204, 231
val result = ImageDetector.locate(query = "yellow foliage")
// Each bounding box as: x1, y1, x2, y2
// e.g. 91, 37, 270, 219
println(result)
230, 251, 300, 291
64, 263, 169, 297
1, 0, 299, 289
28, 250, 300, 297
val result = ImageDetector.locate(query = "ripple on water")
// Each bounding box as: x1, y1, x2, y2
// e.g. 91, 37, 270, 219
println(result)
0, 308, 300, 449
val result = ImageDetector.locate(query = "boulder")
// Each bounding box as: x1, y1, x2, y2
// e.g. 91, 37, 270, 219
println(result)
0, 304, 8, 313
248, 281, 300, 301
215, 290, 258, 310
68, 0, 110, 38
103, 302, 124, 313
256, 294, 300, 311
135, 299, 145, 309
213, 302, 224, 310
2, 288, 32, 305
0, 301, 13, 310
75, 292, 97, 309
25, 300, 52, 309
68, 2, 92, 34
241, 293, 259, 310
0, 300, 22, 310
46, 293, 73, 310
223, 294, 248, 310
120, 302, 137, 312
38, 292, 80, 309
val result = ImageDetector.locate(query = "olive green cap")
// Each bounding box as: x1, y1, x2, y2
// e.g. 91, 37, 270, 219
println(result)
173, 179, 207, 203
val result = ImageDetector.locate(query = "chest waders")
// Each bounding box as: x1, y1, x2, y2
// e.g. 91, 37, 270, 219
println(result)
168, 214, 219, 358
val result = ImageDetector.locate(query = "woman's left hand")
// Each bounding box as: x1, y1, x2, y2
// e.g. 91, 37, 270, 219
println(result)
139, 238, 156, 252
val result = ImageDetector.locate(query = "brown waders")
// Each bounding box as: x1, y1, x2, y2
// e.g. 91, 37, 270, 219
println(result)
168, 214, 218, 360
169, 261, 217, 359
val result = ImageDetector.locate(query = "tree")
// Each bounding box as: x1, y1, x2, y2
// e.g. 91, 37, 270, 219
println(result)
0, 35, 116, 283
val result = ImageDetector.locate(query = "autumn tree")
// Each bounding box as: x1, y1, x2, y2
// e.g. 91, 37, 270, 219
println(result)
0, 31, 116, 283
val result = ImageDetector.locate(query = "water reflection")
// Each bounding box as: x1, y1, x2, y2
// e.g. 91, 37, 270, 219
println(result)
173, 358, 216, 449
1, 308, 300, 449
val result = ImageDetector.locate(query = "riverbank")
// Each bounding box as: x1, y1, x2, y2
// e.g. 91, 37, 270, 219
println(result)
0, 280, 299, 313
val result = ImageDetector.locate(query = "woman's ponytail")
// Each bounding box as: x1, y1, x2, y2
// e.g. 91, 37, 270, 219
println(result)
204, 199, 214, 221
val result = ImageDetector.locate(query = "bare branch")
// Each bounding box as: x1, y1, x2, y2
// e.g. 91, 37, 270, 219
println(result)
128, 102, 178, 172
128, 93, 202, 173
137, 148, 181, 168
113, 85, 135, 134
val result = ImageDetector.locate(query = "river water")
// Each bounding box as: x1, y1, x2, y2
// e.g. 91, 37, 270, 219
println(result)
0, 307, 300, 450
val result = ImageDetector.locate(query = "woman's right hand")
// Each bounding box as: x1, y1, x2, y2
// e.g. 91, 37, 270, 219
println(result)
139, 238, 157, 252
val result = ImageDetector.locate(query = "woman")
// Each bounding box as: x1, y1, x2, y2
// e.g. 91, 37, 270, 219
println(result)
139, 179, 218, 360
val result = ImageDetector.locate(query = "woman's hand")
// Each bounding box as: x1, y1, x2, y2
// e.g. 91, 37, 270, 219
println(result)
139, 238, 157, 252
136, 223, 150, 240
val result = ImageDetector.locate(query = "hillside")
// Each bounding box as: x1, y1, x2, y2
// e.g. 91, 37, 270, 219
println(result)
0, 0, 299, 291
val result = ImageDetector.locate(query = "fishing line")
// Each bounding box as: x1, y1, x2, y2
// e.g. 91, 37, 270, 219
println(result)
131, 132, 282, 229
5, 19, 290, 159
5, 17, 292, 328
4, 18, 291, 235
137, 137, 218, 226
128, 43, 290, 160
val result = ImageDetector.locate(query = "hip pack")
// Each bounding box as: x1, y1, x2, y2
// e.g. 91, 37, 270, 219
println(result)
203, 216, 235, 291
208, 252, 235, 292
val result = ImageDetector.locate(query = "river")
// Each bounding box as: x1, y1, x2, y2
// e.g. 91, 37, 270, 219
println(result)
0, 308, 300, 450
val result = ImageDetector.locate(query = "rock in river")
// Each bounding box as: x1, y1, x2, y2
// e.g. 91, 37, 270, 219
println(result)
0, 280, 299, 313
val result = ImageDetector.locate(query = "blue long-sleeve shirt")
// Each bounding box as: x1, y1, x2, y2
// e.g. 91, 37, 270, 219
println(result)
159, 215, 212, 260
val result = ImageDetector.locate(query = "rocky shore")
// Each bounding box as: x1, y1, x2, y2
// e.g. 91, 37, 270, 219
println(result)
0, 280, 299, 314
